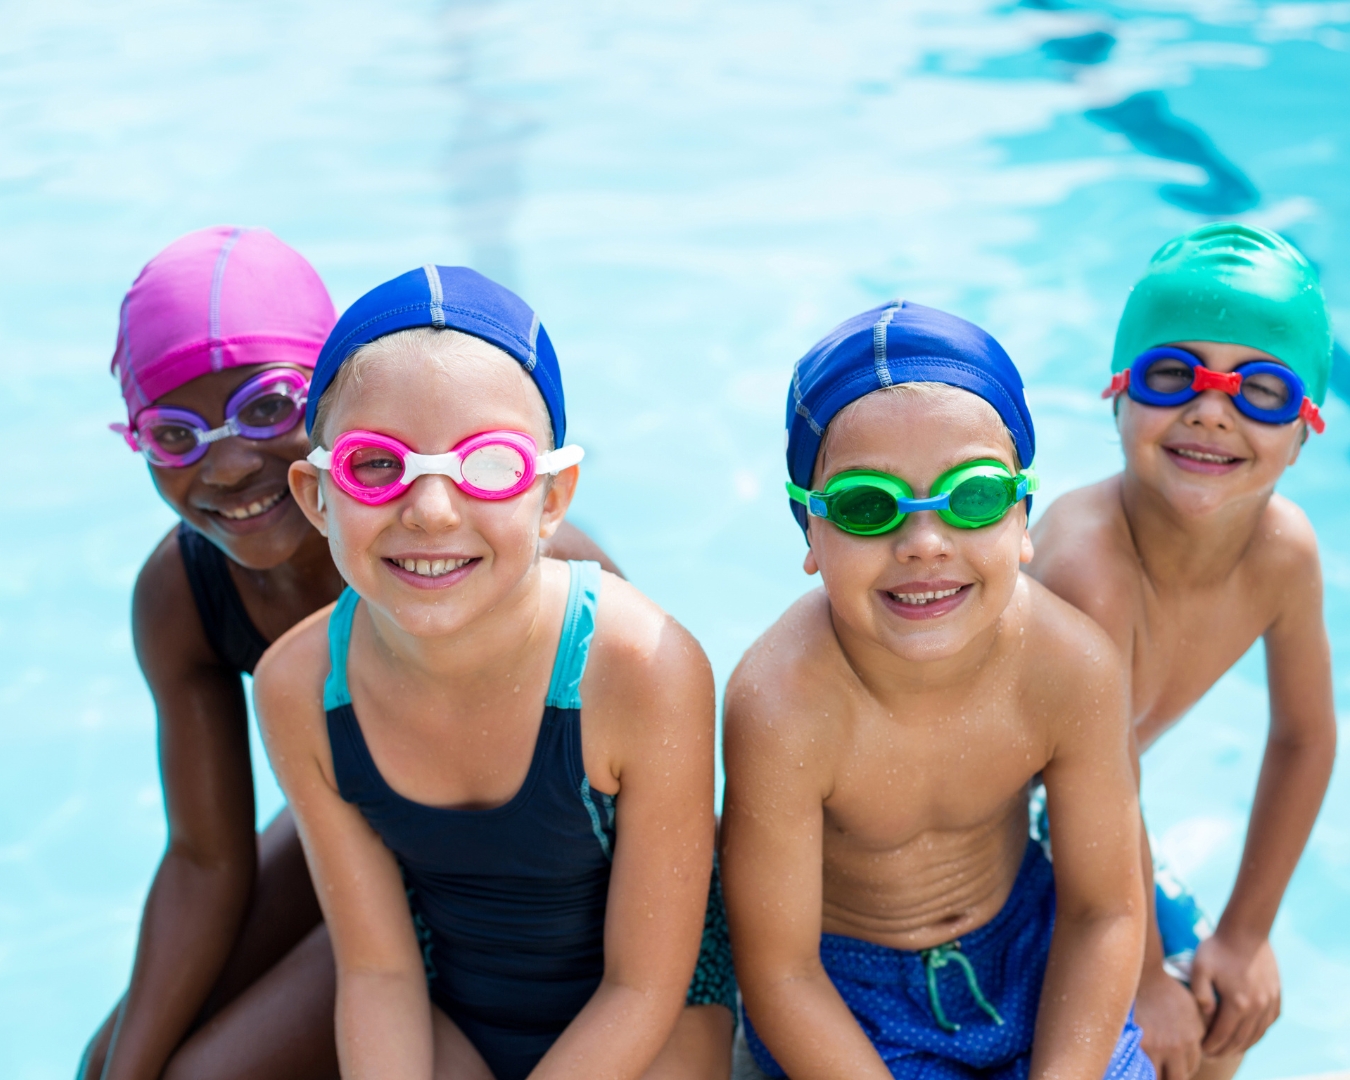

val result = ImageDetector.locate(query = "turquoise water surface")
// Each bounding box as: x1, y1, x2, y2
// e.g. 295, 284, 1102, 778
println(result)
2, 1, 1348, 1076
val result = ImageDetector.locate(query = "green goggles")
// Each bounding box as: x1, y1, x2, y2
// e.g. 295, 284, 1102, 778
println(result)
787, 459, 1038, 536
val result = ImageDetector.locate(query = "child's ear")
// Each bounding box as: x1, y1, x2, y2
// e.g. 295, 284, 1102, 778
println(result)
289, 461, 328, 536
803, 547, 820, 575
539, 464, 579, 540
1020, 530, 1034, 565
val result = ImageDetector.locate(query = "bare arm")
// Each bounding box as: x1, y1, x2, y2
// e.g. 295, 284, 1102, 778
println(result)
1034, 626, 1146, 1080
100, 535, 260, 1080
719, 655, 892, 1080
1192, 531, 1336, 1056
255, 614, 434, 1080
533, 585, 715, 1080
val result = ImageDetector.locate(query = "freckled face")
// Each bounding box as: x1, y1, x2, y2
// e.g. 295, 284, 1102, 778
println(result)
143, 364, 315, 570
1117, 340, 1304, 518
807, 389, 1032, 664
299, 345, 567, 639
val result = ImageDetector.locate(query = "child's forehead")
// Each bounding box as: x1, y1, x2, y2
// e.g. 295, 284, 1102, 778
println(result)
333, 335, 548, 440
819, 386, 1016, 476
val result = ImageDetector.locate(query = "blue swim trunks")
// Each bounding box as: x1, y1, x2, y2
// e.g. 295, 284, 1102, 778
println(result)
742, 843, 1152, 1080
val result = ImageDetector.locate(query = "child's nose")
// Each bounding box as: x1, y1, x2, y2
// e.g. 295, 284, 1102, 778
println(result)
1184, 387, 1238, 429
197, 436, 266, 487
402, 474, 464, 531
891, 512, 951, 562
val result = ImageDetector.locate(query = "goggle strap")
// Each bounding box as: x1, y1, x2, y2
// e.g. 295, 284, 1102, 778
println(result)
307, 447, 333, 469
1102, 371, 1129, 400
537, 444, 585, 474
785, 482, 828, 519
1300, 397, 1326, 434
110, 422, 140, 452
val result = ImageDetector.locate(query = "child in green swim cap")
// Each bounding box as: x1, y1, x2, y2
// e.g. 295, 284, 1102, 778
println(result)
1030, 222, 1337, 1080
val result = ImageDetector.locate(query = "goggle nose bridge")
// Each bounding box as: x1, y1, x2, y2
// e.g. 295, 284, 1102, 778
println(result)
1190, 367, 1243, 395
397, 450, 469, 488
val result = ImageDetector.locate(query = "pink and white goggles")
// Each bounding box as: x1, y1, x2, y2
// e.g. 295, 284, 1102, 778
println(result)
307, 429, 584, 506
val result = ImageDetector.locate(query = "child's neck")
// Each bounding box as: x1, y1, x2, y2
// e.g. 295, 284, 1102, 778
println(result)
830, 597, 1007, 703
364, 561, 552, 692
1118, 470, 1273, 589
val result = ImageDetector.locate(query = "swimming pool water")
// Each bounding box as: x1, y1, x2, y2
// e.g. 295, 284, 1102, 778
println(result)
1, 1, 1347, 1076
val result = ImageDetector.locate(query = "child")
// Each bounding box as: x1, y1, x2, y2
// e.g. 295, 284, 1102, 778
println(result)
83, 229, 614, 1080
254, 266, 736, 1080
721, 301, 1151, 1079
1029, 223, 1337, 1080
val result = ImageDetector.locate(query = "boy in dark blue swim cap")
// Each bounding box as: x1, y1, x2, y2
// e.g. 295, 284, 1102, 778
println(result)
1031, 223, 1337, 1080
721, 301, 1152, 1079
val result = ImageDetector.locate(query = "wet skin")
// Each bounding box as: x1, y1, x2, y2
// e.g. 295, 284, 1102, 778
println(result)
721, 388, 1145, 1080
260, 339, 729, 1079
1029, 341, 1337, 1080
81, 363, 620, 1080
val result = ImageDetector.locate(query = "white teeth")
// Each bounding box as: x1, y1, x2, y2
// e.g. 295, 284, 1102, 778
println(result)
1174, 447, 1236, 464
219, 491, 283, 519
395, 557, 471, 577
889, 586, 962, 605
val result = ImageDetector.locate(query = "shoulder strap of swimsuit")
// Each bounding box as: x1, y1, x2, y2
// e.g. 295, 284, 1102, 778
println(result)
545, 560, 602, 711
176, 524, 270, 674
323, 587, 362, 711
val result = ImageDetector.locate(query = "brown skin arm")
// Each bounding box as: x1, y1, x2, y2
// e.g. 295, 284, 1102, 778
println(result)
1032, 617, 1146, 1080
719, 647, 894, 1080
1192, 524, 1335, 1057
99, 532, 261, 1080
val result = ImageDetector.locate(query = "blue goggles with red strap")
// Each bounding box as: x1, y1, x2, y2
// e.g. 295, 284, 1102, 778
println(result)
1103, 346, 1325, 434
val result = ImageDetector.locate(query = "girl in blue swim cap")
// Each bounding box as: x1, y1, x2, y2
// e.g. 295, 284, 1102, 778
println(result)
255, 267, 735, 1080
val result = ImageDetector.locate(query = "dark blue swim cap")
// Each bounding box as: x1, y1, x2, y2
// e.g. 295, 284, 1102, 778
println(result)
785, 300, 1035, 535
305, 265, 565, 443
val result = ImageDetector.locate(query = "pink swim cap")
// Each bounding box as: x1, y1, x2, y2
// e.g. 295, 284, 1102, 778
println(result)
111, 225, 336, 419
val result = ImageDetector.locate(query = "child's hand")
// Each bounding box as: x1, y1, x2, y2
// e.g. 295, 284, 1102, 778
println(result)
1136, 965, 1205, 1080
1191, 932, 1281, 1056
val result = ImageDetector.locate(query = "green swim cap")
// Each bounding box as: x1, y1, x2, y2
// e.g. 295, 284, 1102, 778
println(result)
1112, 223, 1333, 406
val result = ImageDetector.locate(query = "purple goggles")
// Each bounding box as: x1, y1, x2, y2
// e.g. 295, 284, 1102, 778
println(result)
111, 368, 310, 468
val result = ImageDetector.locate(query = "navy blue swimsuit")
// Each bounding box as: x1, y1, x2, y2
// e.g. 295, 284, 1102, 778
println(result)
323, 561, 733, 1080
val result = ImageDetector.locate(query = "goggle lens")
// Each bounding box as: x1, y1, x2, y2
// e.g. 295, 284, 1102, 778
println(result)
833, 484, 903, 530
1142, 356, 1194, 396
345, 444, 406, 490
947, 474, 1014, 523
143, 419, 200, 461
1239, 370, 1291, 411
460, 443, 529, 493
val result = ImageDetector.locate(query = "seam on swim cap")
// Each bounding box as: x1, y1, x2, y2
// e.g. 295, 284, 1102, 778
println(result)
872, 302, 902, 387
525, 312, 540, 371
208, 227, 245, 372
791, 359, 825, 437
423, 264, 445, 328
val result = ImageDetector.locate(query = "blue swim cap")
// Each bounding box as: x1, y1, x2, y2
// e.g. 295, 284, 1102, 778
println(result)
305, 265, 565, 443
785, 300, 1035, 535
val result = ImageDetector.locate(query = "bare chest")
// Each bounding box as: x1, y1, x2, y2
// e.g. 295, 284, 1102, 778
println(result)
1132, 587, 1272, 745
823, 696, 1046, 847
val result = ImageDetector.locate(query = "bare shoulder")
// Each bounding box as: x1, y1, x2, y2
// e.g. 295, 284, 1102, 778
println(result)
1028, 476, 1144, 649
252, 601, 337, 774
724, 588, 844, 771
1249, 493, 1321, 575
584, 566, 713, 715
1014, 575, 1128, 728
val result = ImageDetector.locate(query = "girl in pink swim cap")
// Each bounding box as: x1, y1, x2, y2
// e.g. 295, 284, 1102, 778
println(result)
82, 227, 615, 1080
